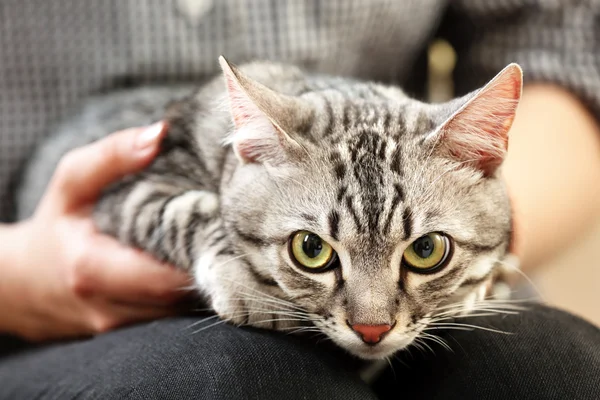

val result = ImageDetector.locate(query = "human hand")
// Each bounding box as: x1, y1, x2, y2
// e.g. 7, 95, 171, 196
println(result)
1, 123, 193, 342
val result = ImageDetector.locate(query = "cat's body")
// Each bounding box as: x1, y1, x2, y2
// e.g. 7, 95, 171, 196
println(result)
17, 58, 521, 360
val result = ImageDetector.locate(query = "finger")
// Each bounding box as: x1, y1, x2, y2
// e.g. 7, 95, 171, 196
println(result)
71, 234, 194, 306
49, 122, 166, 210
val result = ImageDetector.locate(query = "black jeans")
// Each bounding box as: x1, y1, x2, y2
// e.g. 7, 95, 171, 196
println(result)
0, 303, 599, 399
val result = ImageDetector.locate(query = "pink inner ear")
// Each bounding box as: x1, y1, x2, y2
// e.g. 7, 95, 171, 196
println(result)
235, 140, 261, 163
219, 56, 306, 165
441, 65, 522, 176
226, 79, 259, 128
221, 63, 287, 164
233, 111, 252, 126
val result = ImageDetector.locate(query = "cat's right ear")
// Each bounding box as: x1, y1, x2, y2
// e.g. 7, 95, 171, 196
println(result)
219, 56, 312, 165
428, 63, 523, 176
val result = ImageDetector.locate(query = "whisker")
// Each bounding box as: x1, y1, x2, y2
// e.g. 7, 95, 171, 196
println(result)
492, 258, 546, 302
220, 299, 310, 316
282, 326, 323, 335
197, 304, 314, 322
215, 254, 250, 269
412, 337, 433, 355
433, 299, 529, 314
385, 356, 397, 381
184, 315, 221, 330
433, 306, 524, 318
424, 326, 474, 332
244, 317, 312, 326
315, 335, 333, 345
175, 282, 198, 292
221, 278, 307, 312
231, 297, 311, 316
393, 353, 411, 368
426, 322, 512, 335
437, 298, 531, 309
430, 312, 516, 323
190, 318, 230, 334
419, 332, 453, 353
191, 307, 216, 313
231, 291, 308, 313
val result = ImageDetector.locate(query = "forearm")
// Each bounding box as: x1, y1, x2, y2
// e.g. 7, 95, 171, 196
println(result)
503, 84, 600, 271
0, 222, 31, 335
0, 222, 24, 265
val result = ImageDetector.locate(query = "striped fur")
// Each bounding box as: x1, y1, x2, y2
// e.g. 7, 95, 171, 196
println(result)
17, 59, 521, 359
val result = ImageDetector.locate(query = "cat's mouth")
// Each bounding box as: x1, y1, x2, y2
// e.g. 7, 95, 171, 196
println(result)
349, 334, 415, 360
326, 324, 417, 360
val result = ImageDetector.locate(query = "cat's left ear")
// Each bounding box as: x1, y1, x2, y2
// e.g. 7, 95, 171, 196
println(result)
219, 56, 313, 165
430, 63, 523, 176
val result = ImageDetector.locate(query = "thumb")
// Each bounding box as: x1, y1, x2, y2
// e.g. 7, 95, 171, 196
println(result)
48, 122, 165, 211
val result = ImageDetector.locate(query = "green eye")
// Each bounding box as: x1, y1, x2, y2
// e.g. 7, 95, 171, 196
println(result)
289, 231, 337, 271
402, 233, 451, 273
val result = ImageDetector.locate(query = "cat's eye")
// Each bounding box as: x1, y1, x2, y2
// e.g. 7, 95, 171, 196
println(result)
402, 233, 451, 273
289, 231, 338, 272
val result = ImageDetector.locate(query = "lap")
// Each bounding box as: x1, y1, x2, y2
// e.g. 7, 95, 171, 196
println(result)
373, 303, 600, 399
1, 304, 598, 400
0, 317, 375, 400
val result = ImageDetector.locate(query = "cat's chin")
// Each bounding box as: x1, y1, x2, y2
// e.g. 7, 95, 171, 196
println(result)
341, 336, 415, 360
348, 342, 411, 360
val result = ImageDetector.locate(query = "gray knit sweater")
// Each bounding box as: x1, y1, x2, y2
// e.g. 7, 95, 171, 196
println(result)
1, 0, 599, 221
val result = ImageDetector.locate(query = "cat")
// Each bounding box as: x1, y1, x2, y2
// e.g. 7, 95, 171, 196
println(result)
17, 56, 522, 360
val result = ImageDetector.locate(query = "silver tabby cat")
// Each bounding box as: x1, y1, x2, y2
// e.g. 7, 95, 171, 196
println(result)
17, 57, 522, 360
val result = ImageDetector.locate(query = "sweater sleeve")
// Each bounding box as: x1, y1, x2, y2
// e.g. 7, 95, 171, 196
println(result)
442, 0, 600, 121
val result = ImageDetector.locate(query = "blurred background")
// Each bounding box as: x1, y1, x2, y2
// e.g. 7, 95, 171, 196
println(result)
537, 222, 600, 327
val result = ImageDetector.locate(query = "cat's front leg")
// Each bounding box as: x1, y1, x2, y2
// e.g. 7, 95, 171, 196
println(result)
95, 181, 220, 270
193, 238, 304, 331
96, 179, 302, 331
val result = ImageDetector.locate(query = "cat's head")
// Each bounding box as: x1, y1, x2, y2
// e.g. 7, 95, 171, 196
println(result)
217, 57, 522, 359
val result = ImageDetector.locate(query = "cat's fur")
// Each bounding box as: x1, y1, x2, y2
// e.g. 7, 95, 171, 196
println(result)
17, 57, 522, 360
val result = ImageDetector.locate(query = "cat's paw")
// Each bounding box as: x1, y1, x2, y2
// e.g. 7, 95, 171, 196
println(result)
189, 190, 220, 218
458, 280, 490, 316
212, 291, 300, 330
489, 253, 520, 300
194, 252, 302, 331
211, 279, 303, 330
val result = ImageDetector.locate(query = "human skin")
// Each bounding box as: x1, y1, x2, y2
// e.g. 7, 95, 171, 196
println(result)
0, 123, 193, 341
503, 84, 600, 271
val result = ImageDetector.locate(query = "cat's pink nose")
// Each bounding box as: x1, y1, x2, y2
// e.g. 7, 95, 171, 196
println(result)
350, 323, 392, 344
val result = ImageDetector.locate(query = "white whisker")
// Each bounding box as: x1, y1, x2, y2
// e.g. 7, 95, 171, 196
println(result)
418, 332, 453, 353
183, 315, 220, 330
412, 337, 433, 355
220, 277, 307, 312
190, 318, 230, 334
426, 322, 512, 335
491, 258, 546, 301
246, 317, 313, 326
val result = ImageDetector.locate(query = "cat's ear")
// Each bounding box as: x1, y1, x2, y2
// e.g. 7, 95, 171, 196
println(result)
219, 56, 312, 165
431, 63, 523, 176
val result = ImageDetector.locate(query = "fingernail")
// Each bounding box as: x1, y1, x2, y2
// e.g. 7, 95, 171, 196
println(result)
135, 122, 164, 150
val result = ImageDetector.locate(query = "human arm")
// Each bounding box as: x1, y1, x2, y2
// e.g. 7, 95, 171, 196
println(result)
504, 83, 600, 270
0, 123, 193, 341
442, 1, 600, 271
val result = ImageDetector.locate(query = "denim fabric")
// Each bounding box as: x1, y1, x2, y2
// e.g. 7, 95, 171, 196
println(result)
0, 303, 599, 399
